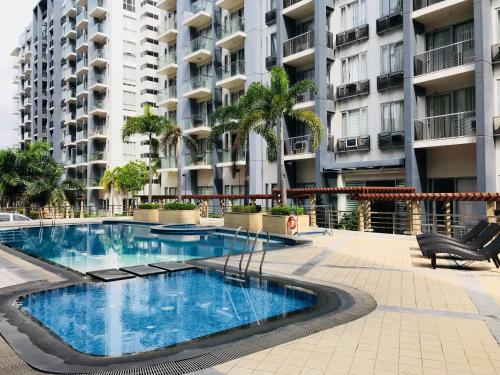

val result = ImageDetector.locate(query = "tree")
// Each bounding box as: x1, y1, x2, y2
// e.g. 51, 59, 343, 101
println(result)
159, 122, 198, 201
241, 66, 324, 203
208, 90, 279, 205
101, 161, 149, 208
121, 105, 170, 203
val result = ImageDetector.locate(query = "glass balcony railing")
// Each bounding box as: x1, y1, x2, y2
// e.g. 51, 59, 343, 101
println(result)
414, 39, 475, 76
76, 130, 88, 141
76, 105, 88, 117
89, 151, 107, 162
217, 17, 244, 40
76, 154, 88, 164
158, 51, 177, 67
92, 49, 106, 60
184, 35, 212, 55
159, 16, 177, 34
91, 99, 106, 111
89, 0, 106, 11
186, 113, 212, 130
184, 75, 213, 93
159, 156, 177, 169
64, 134, 76, 144
190, 0, 212, 13
283, 30, 314, 57
90, 126, 106, 137
414, 111, 476, 142
217, 148, 246, 164
217, 60, 245, 81
90, 22, 106, 36
185, 152, 212, 167
77, 57, 88, 71
91, 73, 107, 86
77, 33, 88, 46
158, 86, 177, 102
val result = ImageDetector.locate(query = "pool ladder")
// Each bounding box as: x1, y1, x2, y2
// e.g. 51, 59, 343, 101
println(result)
223, 227, 270, 284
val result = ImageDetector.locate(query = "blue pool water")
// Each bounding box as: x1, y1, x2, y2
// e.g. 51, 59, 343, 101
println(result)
0, 224, 289, 273
20, 270, 316, 356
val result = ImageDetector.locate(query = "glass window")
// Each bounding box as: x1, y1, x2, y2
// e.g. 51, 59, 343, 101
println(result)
380, 41, 403, 75
380, 0, 402, 17
381, 101, 404, 132
341, 52, 367, 84
123, 0, 135, 12
340, 0, 366, 31
341, 107, 368, 137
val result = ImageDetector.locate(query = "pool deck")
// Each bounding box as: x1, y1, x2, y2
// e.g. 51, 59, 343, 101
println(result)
0, 219, 499, 375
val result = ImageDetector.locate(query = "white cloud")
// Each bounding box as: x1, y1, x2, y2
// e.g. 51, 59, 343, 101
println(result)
0, 0, 39, 148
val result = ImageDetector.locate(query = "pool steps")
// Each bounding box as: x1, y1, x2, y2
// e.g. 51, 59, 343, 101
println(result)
86, 262, 196, 282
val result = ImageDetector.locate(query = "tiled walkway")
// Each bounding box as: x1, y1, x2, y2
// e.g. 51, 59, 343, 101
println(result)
0, 227, 499, 375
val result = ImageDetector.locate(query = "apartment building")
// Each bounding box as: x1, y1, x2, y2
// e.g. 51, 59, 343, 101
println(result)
11, 0, 164, 207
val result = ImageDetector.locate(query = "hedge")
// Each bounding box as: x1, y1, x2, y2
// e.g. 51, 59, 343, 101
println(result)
270, 206, 305, 216
137, 203, 160, 210
231, 205, 259, 214
164, 202, 197, 210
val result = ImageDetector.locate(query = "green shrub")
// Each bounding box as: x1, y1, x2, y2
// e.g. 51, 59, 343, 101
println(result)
270, 205, 305, 216
137, 203, 160, 210
232, 205, 258, 214
163, 202, 197, 210
339, 211, 358, 231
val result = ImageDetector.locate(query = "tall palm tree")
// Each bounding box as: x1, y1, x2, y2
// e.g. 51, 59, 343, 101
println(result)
159, 122, 198, 201
100, 168, 125, 209
241, 66, 324, 203
208, 90, 278, 205
122, 105, 170, 203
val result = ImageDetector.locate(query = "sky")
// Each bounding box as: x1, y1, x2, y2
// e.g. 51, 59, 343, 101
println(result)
0, 0, 38, 148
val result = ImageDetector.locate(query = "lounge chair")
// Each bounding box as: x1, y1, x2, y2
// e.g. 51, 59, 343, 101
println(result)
426, 235, 500, 269
416, 219, 489, 248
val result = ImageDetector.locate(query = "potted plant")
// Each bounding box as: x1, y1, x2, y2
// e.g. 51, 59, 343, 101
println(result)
262, 206, 310, 235
133, 203, 160, 223
159, 202, 200, 225
224, 205, 263, 231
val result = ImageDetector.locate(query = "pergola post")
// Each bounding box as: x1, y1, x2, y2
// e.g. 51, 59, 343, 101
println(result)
444, 200, 452, 237
409, 200, 422, 235
357, 201, 365, 232
365, 200, 372, 232
486, 201, 496, 223
310, 194, 317, 227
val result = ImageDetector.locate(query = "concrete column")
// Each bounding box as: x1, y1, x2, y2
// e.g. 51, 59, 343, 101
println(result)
486, 201, 496, 223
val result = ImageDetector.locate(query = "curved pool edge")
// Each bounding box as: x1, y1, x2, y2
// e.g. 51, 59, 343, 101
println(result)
0, 266, 376, 375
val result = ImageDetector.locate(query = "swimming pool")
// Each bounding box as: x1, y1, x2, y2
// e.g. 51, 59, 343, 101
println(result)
19, 269, 317, 356
0, 223, 291, 273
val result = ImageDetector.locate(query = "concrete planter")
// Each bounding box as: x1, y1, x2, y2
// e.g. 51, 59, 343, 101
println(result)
224, 212, 263, 231
262, 214, 310, 235
159, 209, 201, 225
133, 209, 159, 223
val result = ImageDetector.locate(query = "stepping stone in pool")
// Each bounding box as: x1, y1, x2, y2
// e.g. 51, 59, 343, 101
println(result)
119, 265, 167, 277
86, 269, 136, 282
149, 262, 195, 273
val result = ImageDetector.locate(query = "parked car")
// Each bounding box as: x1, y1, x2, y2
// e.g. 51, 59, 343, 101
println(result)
0, 212, 32, 222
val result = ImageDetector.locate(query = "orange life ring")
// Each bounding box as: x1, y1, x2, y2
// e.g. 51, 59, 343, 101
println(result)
287, 214, 297, 230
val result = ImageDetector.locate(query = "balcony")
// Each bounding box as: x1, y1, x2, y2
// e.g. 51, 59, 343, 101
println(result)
158, 16, 177, 44
183, 36, 213, 64
265, 9, 277, 25
63, 66, 77, 81
336, 136, 371, 153
216, 60, 245, 89
283, 0, 314, 20
63, 44, 77, 60
158, 86, 178, 109
183, 75, 213, 100
158, 156, 177, 172
89, 22, 107, 43
336, 80, 370, 100
76, 7, 88, 29
412, 0, 472, 25
377, 71, 404, 92
265, 55, 277, 70
63, 89, 77, 104
75, 154, 88, 165
89, 125, 107, 138
89, 0, 107, 18
294, 90, 315, 109
89, 99, 107, 116
184, 0, 212, 29
76, 129, 88, 142
76, 105, 88, 119
184, 113, 212, 136
64, 133, 76, 145
63, 22, 77, 40
76, 33, 88, 52
378, 131, 405, 149
184, 152, 213, 170
64, 112, 77, 124
283, 31, 314, 67
158, 52, 177, 76
414, 111, 476, 148
90, 49, 107, 68
76, 56, 88, 74
157, 0, 176, 12
492, 44, 500, 65
284, 135, 314, 161
327, 83, 335, 101
89, 151, 107, 163
413, 39, 475, 90
216, 17, 245, 50
336, 24, 369, 48
62, 0, 77, 18
89, 73, 107, 91
376, 11, 403, 34
216, 148, 245, 167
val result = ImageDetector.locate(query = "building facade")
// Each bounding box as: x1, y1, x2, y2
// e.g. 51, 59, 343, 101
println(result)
12, 0, 500, 214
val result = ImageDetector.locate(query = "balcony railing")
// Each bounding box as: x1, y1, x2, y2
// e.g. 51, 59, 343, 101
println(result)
91, 99, 106, 111
184, 75, 213, 93
158, 86, 177, 101
283, 30, 314, 57
414, 111, 476, 141
336, 136, 371, 153
414, 0, 445, 11
336, 80, 370, 100
217, 17, 244, 40
296, 90, 315, 103
378, 131, 405, 149
377, 71, 404, 91
265, 55, 277, 70
90, 22, 106, 35
336, 24, 369, 48
89, 0, 105, 11
159, 156, 177, 169
217, 148, 246, 164
65, 155, 76, 166
76, 130, 88, 141
64, 134, 76, 144
185, 35, 212, 55
265, 8, 277, 25
376, 11, 403, 34
91, 73, 107, 86
284, 0, 304, 8
190, 0, 212, 13
76, 154, 88, 164
494, 116, 500, 137
185, 152, 212, 166
92, 49, 106, 60
77, 57, 88, 70
159, 15, 177, 34
284, 135, 313, 155
89, 151, 106, 162
414, 39, 475, 76
327, 83, 335, 100
217, 60, 245, 81
492, 44, 500, 64
158, 51, 177, 67
186, 113, 212, 130
90, 126, 106, 137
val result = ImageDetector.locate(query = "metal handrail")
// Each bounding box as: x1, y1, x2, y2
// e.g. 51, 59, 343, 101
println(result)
238, 228, 252, 273
244, 229, 263, 278
224, 226, 248, 276
414, 39, 475, 76
259, 231, 270, 276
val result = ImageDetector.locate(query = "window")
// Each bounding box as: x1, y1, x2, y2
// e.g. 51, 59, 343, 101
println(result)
123, 91, 135, 110
341, 107, 368, 137
340, 0, 366, 31
269, 33, 277, 56
123, 15, 136, 31
380, 41, 403, 75
123, 40, 136, 59
381, 101, 404, 132
380, 0, 402, 17
123, 0, 135, 12
123, 65, 136, 82
341, 53, 367, 84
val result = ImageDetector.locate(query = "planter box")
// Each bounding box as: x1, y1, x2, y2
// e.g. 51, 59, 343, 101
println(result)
262, 214, 310, 235
159, 209, 201, 225
224, 212, 263, 231
133, 209, 159, 223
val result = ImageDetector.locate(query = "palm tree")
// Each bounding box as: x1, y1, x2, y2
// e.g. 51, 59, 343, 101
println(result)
100, 168, 124, 210
241, 66, 324, 203
208, 90, 279, 205
122, 104, 170, 203
159, 122, 198, 201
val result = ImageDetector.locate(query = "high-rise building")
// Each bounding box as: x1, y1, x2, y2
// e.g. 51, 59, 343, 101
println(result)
13, 0, 500, 214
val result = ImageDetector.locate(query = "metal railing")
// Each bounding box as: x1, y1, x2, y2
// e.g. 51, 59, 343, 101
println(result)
76, 154, 88, 164
217, 16, 244, 40
492, 44, 500, 64
185, 152, 212, 167
217, 148, 246, 164
377, 71, 403, 91
89, 152, 107, 162
414, 111, 476, 141
414, 0, 445, 11
284, 135, 313, 155
336, 24, 369, 48
283, 30, 314, 57
217, 60, 245, 81
183, 75, 213, 93
90, 22, 106, 36
414, 39, 475, 76
283, 0, 305, 8
91, 73, 107, 86
336, 79, 370, 100
186, 113, 212, 129
184, 35, 212, 55
336, 135, 371, 153
376, 11, 403, 34
265, 8, 277, 25
378, 131, 405, 149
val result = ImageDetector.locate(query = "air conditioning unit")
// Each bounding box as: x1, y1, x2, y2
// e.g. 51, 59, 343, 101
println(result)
345, 137, 358, 148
